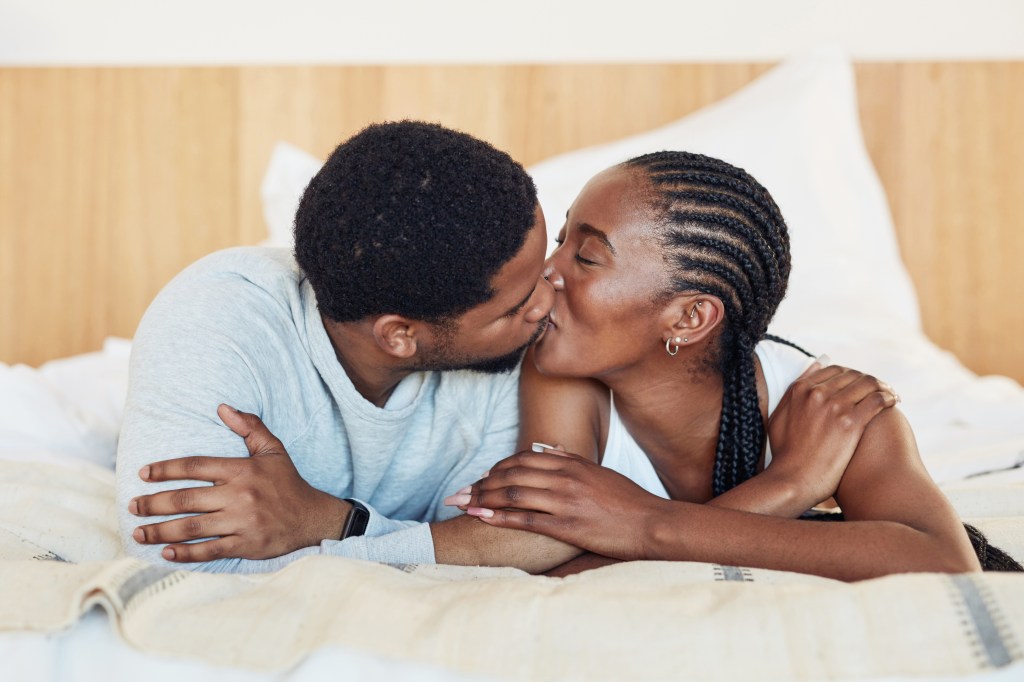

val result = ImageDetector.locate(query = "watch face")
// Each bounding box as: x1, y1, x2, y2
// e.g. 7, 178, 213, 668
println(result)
343, 500, 370, 539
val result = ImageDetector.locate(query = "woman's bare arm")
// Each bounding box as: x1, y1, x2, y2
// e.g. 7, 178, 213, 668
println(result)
467, 407, 979, 580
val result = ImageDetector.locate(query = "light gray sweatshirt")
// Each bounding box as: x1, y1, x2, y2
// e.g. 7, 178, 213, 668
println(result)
116, 247, 519, 573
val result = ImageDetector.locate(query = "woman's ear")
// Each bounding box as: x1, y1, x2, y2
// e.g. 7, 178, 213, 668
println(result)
372, 315, 419, 359
659, 295, 724, 347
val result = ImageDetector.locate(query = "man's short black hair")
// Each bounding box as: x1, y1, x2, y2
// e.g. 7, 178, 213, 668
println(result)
294, 120, 538, 323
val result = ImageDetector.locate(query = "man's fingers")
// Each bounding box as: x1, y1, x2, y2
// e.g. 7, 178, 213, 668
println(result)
217, 404, 284, 457
129, 485, 226, 517
132, 512, 235, 545
162, 538, 241, 563
142, 456, 241, 484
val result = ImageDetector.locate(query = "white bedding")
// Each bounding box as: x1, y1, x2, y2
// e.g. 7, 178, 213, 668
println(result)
3, 48, 1024, 681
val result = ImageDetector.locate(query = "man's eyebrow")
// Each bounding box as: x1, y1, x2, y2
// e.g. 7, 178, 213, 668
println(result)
503, 284, 536, 318
578, 223, 616, 255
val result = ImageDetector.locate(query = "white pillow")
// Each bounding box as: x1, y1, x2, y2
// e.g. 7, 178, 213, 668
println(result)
260, 142, 323, 248
529, 46, 921, 336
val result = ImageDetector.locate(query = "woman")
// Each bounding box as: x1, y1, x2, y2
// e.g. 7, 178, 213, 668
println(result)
448, 151, 985, 581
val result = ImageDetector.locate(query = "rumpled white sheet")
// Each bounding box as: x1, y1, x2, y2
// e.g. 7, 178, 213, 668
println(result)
0, 337, 130, 470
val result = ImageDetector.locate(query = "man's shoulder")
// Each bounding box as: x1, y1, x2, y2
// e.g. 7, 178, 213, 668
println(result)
174, 246, 300, 292
146, 247, 301, 319
133, 246, 309, 356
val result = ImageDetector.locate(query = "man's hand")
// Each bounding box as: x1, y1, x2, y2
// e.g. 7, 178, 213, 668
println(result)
129, 404, 350, 563
765, 359, 899, 506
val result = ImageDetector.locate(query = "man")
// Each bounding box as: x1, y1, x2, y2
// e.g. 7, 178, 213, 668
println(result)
117, 121, 571, 572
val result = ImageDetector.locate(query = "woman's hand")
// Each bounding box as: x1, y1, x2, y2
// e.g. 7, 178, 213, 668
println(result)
446, 447, 669, 561
766, 359, 899, 506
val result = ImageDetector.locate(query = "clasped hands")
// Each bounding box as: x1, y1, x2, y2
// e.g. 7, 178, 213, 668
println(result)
129, 404, 349, 563
443, 361, 900, 561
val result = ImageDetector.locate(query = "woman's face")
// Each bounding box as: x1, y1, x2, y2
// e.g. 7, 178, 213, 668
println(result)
533, 165, 672, 378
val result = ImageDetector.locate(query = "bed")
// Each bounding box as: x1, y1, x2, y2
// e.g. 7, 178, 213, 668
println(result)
2, 49, 1023, 681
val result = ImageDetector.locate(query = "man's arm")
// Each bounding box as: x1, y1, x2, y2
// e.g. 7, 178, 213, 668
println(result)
119, 260, 436, 571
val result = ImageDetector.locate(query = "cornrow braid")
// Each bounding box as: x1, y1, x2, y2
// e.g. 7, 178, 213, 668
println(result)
625, 151, 790, 496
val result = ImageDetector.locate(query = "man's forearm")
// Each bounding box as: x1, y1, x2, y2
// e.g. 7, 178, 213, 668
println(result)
430, 515, 582, 573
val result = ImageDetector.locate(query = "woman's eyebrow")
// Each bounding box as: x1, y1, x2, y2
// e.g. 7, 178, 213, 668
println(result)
577, 223, 616, 254
503, 284, 537, 318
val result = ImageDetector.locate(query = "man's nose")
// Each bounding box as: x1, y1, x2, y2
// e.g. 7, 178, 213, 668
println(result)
524, 270, 557, 323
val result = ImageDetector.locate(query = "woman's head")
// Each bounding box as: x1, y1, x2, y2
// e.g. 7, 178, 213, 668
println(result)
625, 150, 791, 370
535, 151, 792, 493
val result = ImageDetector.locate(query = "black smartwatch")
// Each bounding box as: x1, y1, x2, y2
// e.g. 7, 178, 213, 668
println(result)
340, 498, 370, 539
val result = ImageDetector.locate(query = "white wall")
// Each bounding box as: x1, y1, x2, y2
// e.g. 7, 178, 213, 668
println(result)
1, 0, 1022, 65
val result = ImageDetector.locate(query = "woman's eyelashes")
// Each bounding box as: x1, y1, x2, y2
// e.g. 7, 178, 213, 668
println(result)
552, 224, 598, 264
553, 233, 598, 267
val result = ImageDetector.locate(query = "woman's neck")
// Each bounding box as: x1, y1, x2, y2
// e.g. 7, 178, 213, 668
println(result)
601, 356, 726, 501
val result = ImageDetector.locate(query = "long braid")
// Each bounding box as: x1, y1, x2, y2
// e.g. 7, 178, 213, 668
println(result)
625, 151, 790, 495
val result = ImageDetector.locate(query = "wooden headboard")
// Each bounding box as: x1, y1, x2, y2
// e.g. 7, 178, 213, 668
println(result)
2, 63, 1022, 382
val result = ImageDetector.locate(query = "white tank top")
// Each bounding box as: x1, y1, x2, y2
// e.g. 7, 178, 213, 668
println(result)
601, 339, 816, 499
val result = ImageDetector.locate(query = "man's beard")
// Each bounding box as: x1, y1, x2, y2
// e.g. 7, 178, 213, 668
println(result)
412, 318, 547, 375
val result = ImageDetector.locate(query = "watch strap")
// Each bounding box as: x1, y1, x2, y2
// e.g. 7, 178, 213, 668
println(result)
340, 498, 370, 539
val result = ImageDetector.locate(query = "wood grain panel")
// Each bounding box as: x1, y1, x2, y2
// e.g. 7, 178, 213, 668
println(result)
1, 63, 1021, 383
0, 68, 241, 362
857, 63, 1024, 380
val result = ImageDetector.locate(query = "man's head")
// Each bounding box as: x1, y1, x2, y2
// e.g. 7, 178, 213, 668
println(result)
294, 121, 552, 373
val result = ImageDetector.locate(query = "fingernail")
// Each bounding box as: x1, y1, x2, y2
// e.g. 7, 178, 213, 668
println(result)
895, 393, 902, 404
532, 442, 555, 453
139, 465, 150, 481
133, 527, 145, 543
480, 470, 490, 479
162, 547, 176, 560
467, 507, 494, 519
456, 485, 471, 495
444, 493, 471, 506
128, 498, 139, 515
816, 354, 832, 367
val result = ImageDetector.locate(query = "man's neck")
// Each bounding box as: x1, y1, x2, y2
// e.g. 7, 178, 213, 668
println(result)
321, 315, 412, 408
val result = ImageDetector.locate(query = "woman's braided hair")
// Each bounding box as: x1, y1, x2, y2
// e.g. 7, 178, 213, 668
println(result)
624, 151, 790, 496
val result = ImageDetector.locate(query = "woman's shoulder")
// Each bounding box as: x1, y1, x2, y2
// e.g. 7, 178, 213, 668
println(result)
518, 347, 610, 460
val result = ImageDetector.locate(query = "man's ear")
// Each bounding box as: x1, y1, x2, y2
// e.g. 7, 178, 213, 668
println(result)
371, 315, 420, 359
658, 295, 725, 347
